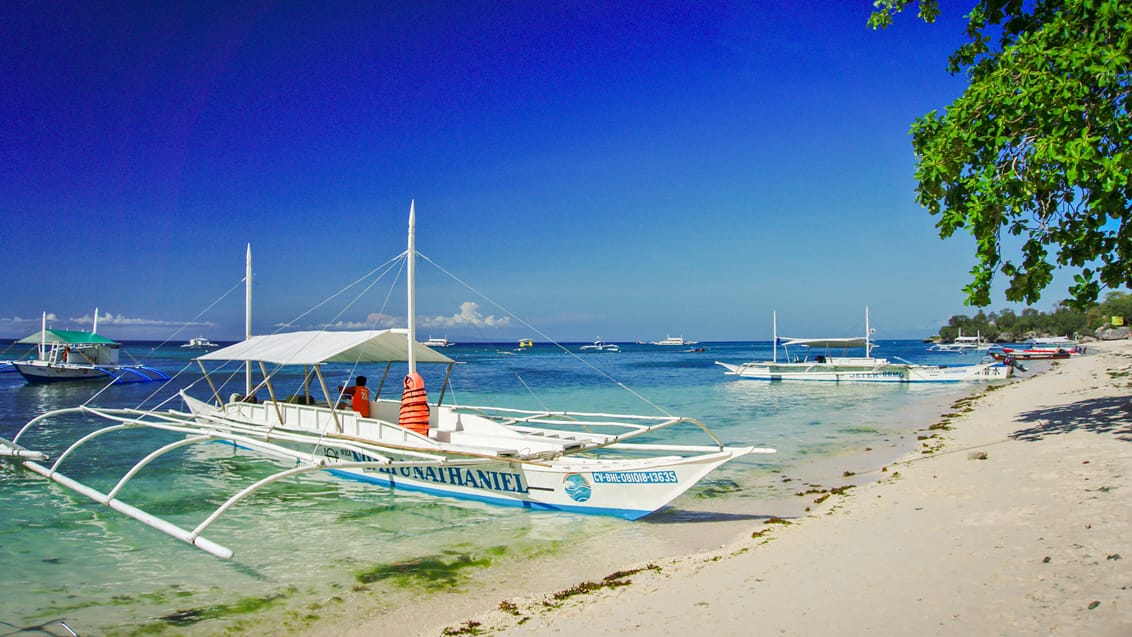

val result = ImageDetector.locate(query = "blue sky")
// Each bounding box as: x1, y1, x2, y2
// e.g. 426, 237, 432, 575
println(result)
0, 1, 1081, 342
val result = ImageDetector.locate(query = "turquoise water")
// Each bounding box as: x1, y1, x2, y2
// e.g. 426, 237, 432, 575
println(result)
0, 340, 996, 635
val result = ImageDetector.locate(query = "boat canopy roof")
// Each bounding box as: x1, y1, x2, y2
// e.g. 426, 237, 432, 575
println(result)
195, 329, 455, 366
781, 337, 869, 349
17, 329, 118, 346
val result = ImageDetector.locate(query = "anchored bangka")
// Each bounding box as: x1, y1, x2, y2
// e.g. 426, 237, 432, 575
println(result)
11, 311, 169, 384
717, 310, 1013, 383
580, 339, 620, 352
650, 335, 697, 346
1, 203, 768, 559
928, 329, 991, 353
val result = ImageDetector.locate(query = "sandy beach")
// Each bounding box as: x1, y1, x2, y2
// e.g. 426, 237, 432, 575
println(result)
356, 340, 1132, 637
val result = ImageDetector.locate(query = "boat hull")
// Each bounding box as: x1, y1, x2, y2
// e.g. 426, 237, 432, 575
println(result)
716, 360, 1011, 383
13, 361, 109, 383
12, 360, 170, 384
992, 348, 1073, 361
324, 448, 746, 520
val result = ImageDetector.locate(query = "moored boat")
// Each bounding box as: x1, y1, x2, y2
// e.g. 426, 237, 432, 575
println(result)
717, 310, 1013, 383
580, 339, 620, 352
651, 335, 697, 346
181, 336, 219, 349
11, 311, 169, 384
928, 329, 991, 353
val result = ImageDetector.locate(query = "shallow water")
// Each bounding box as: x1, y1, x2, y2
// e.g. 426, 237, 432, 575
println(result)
0, 340, 1000, 635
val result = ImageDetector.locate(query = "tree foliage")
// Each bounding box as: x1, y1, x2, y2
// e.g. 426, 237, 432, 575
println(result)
936, 290, 1132, 340
871, 0, 1132, 309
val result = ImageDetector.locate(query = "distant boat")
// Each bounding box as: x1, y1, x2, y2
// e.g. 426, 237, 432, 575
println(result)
651, 335, 697, 346
991, 337, 1084, 361
181, 336, 219, 349
423, 336, 453, 347
12, 311, 170, 384
717, 309, 1013, 383
518, 338, 533, 348
580, 339, 620, 352
1024, 336, 1082, 350
928, 329, 990, 353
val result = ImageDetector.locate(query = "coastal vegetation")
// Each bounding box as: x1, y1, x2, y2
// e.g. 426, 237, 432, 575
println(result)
935, 290, 1132, 341
870, 1, 1132, 308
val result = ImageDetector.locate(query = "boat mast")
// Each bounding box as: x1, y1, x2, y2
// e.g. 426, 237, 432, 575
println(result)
92, 307, 99, 334
40, 311, 46, 360
772, 310, 777, 364
245, 243, 252, 396
865, 306, 871, 360
407, 200, 417, 375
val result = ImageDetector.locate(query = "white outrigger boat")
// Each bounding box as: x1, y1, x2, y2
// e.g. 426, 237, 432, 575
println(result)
580, 339, 620, 352
180, 336, 219, 349
717, 310, 1013, 383
927, 329, 991, 353
0, 204, 768, 559
651, 335, 696, 346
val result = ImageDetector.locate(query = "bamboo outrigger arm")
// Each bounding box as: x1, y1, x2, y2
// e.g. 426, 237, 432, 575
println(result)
6, 404, 533, 559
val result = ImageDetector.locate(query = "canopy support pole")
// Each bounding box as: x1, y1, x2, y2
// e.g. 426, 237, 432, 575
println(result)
313, 365, 343, 433
198, 360, 223, 406
258, 361, 286, 425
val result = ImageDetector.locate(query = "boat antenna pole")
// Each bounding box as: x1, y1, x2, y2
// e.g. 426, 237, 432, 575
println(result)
40, 311, 46, 360
93, 307, 99, 334
245, 243, 252, 396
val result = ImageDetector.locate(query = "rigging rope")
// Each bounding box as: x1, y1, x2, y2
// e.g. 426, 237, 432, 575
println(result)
417, 252, 674, 418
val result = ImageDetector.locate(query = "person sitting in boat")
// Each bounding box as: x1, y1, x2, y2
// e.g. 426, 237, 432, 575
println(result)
338, 375, 371, 417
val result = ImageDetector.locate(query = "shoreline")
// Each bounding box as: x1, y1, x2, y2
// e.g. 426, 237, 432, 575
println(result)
371, 341, 1132, 636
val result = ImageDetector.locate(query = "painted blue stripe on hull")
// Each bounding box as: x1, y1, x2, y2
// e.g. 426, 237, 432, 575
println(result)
731, 376, 971, 384
326, 468, 652, 520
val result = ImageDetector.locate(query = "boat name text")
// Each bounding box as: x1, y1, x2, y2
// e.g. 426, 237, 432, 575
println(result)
339, 449, 528, 493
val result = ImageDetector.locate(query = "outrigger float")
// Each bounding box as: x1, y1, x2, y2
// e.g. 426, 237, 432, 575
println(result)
1, 203, 770, 559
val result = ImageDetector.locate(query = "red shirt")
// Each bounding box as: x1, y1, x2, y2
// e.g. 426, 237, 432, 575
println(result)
351, 386, 371, 417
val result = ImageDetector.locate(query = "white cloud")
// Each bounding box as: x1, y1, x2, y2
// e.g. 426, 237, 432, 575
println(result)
0, 312, 213, 329
275, 312, 401, 331
270, 304, 510, 333
366, 312, 400, 328
421, 302, 511, 329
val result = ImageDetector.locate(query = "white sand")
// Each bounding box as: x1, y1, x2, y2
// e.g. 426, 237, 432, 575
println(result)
412, 340, 1132, 636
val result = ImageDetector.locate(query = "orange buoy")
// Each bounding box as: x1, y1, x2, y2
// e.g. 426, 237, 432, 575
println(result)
399, 372, 430, 436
